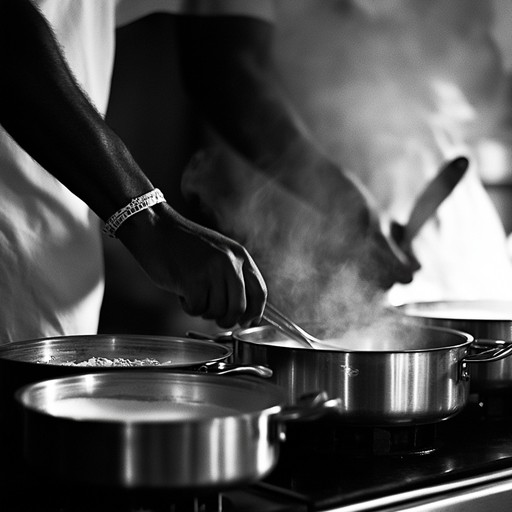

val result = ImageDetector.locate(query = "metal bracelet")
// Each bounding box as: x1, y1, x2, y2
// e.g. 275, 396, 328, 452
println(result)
102, 188, 166, 238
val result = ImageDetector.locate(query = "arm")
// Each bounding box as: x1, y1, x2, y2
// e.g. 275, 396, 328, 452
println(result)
176, 15, 415, 289
0, 0, 266, 327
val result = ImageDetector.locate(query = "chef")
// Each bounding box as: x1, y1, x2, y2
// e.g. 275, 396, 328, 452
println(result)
0, 0, 270, 342
184, 0, 512, 325
0, 0, 417, 342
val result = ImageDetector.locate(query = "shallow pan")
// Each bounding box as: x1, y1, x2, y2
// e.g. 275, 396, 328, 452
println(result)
15, 371, 340, 489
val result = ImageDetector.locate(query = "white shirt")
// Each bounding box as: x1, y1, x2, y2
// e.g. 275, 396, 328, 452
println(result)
0, 0, 273, 343
271, 0, 512, 306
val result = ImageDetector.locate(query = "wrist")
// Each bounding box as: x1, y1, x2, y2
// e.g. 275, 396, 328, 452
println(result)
102, 188, 166, 238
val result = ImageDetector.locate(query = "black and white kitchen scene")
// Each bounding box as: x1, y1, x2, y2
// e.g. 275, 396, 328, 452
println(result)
4, 0, 512, 510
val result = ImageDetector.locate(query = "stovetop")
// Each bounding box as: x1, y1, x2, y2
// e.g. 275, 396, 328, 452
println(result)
4, 393, 512, 511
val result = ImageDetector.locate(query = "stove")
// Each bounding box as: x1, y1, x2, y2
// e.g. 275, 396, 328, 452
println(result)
4, 392, 512, 511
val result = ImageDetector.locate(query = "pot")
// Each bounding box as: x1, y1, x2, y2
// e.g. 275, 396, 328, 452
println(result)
0, 334, 270, 458
15, 371, 340, 489
396, 300, 512, 391
232, 322, 512, 425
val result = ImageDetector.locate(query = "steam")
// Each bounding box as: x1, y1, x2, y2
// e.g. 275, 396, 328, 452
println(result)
183, 0, 511, 339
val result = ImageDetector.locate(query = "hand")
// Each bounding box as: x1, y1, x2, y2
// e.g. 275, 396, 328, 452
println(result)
294, 160, 417, 290
183, 146, 416, 294
117, 202, 267, 328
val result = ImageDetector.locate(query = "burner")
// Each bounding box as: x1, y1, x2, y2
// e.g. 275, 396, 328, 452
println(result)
32, 491, 230, 512
281, 418, 442, 457
7, 472, 232, 512
337, 422, 440, 456
466, 390, 512, 421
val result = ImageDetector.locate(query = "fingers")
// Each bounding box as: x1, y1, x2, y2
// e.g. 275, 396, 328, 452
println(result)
239, 253, 267, 326
179, 285, 209, 317
368, 231, 417, 289
180, 247, 267, 328
214, 249, 266, 328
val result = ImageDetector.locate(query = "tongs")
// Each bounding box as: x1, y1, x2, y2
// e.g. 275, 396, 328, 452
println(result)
263, 302, 337, 350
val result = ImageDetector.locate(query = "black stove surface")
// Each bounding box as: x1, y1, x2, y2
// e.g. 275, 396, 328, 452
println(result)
260, 392, 512, 510
4, 394, 512, 511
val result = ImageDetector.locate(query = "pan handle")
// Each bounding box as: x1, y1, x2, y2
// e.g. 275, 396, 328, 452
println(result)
186, 330, 234, 343
464, 339, 512, 363
198, 360, 273, 378
275, 391, 342, 423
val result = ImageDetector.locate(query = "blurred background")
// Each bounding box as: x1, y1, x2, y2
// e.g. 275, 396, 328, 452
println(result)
98, 0, 512, 336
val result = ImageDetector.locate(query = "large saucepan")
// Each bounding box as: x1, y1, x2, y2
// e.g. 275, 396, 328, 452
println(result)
15, 371, 340, 489
233, 322, 512, 425
396, 300, 512, 391
0, 334, 270, 456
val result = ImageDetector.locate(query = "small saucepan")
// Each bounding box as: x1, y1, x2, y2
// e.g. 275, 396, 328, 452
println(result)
396, 300, 512, 391
15, 371, 340, 489
232, 321, 512, 425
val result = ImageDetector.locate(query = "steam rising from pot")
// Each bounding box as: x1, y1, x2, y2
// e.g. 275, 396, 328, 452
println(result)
182, 0, 512, 339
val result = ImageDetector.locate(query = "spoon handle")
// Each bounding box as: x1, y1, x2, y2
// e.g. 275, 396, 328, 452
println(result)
263, 303, 315, 349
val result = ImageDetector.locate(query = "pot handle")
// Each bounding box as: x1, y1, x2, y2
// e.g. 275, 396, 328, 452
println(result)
186, 330, 234, 343
464, 339, 512, 363
198, 360, 273, 378
276, 391, 342, 423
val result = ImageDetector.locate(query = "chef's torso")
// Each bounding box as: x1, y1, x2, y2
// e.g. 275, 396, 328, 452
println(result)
0, 0, 117, 343
0, 0, 275, 343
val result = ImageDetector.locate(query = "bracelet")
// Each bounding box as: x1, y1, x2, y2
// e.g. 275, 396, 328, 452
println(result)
102, 188, 166, 238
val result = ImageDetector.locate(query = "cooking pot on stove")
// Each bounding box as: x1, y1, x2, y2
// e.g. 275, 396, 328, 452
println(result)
396, 300, 512, 391
232, 322, 512, 425
0, 334, 270, 458
15, 371, 340, 489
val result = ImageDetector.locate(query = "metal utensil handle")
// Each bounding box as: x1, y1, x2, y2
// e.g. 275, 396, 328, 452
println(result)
198, 361, 273, 378
464, 340, 512, 363
263, 303, 315, 349
276, 391, 342, 422
185, 330, 234, 342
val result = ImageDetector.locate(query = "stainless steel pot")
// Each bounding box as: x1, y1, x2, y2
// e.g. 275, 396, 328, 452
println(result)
233, 322, 512, 425
396, 300, 512, 391
15, 371, 340, 489
0, 334, 270, 457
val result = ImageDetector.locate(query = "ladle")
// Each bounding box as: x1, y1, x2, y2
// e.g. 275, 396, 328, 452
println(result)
263, 302, 340, 350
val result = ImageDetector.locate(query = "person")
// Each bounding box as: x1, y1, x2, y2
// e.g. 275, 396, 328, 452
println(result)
254, 0, 512, 309
0, 0, 416, 343
102, 1, 417, 335
0, 0, 269, 343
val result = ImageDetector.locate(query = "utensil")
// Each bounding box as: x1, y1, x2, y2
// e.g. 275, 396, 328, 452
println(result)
262, 302, 341, 350
233, 322, 512, 425
0, 334, 271, 459
397, 300, 512, 391
16, 371, 341, 489
391, 156, 469, 260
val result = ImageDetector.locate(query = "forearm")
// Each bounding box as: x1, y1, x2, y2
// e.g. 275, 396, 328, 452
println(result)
0, 0, 153, 221
177, 17, 331, 192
